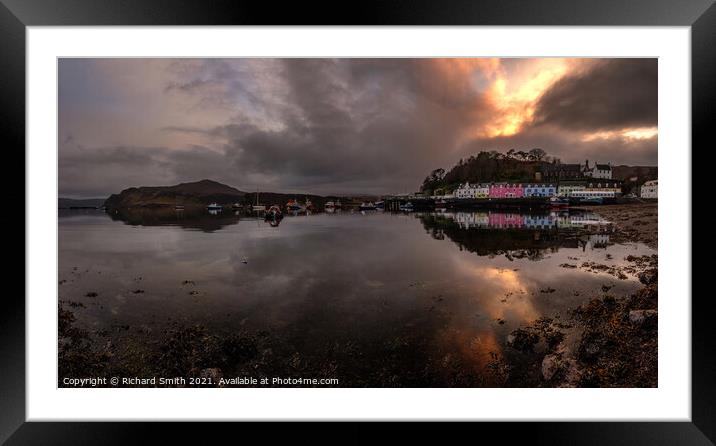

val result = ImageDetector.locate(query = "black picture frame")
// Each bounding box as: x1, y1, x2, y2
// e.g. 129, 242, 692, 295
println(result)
2, 0, 712, 443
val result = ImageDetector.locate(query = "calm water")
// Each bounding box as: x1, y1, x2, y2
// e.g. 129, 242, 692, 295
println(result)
59, 208, 654, 386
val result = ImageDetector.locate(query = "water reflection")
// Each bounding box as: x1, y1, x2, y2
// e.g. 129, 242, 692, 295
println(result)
419, 211, 614, 257
437, 210, 610, 230
102, 207, 242, 232
58, 208, 652, 387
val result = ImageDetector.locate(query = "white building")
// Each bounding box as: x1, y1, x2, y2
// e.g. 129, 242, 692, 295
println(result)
454, 182, 490, 199
583, 161, 612, 179
570, 190, 616, 199
640, 180, 658, 198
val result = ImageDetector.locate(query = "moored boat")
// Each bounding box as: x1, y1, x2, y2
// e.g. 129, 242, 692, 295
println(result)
359, 201, 377, 211
399, 202, 414, 212
286, 199, 305, 211
549, 196, 570, 207
264, 205, 283, 220
206, 203, 222, 211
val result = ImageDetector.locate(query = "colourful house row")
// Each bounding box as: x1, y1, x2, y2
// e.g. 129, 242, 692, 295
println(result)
454, 183, 557, 199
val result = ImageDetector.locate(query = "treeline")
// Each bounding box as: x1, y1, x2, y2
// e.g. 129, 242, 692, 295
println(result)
421, 149, 557, 194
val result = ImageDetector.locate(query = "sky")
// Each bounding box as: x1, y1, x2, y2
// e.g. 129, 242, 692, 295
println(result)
58, 58, 657, 198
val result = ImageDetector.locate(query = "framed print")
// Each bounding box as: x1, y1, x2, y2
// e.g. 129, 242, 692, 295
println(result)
3, 0, 713, 443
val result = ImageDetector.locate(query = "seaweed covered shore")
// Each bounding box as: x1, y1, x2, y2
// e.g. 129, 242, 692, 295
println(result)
487, 257, 657, 387
589, 201, 658, 249
487, 202, 658, 387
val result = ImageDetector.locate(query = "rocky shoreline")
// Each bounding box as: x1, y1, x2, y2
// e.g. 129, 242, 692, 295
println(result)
588, 201, 657, 249
491, 202, 658, 387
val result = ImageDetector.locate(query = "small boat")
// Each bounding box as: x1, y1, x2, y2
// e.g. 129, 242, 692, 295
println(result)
359, 201, 377, 211
286, 199, 305, 211
264, 205, 283, 221
399, 202, 414, 212
325, 201, 336, 209
206, 203, 222, 211
174, 205, 185, 211
252, 187, 266, 212
549, 197, 570, 207
305, 198, 315, 211
579, 197, 604, 205
374, 200, 385, 209
231, 202, 243, 210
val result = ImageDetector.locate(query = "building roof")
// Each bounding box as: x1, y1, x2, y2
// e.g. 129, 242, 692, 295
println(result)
558, 180, 588, 186
595, 164, 611, 170
543, 163, 581, 172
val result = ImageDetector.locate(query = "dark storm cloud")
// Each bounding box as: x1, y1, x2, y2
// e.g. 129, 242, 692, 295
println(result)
532, 59, 657, 131
209, 59, 496, 193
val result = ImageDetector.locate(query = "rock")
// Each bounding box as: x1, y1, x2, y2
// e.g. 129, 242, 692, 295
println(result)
506, 328, 539, 352
542, 353, 581, 385
638, 269, 657, 286
629, 309, 657, 327
200, 368, 223, 387
541, 353, 560, 381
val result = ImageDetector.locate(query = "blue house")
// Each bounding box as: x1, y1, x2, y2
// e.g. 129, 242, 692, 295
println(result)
523, 184, 556, 197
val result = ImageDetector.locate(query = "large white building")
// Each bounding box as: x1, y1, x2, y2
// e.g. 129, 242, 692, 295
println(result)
640, 180, 658, 198
454, 182, 490, 199
583, 161, 612, 179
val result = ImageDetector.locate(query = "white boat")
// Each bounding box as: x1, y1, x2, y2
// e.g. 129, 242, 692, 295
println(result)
399, 202, 414, 212
252, 187, 265, 212
206, 203, 222, 211
359, 201, 377, 211
325, 201, 336, 209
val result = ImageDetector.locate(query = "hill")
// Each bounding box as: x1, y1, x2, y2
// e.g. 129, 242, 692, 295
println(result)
611, 165, 658, 182
420, 151, 549, 194
104, 179, 245, 209
103, 179, 354, 210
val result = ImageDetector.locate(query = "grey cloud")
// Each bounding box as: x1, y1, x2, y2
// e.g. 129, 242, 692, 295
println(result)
532, 59, 657, 131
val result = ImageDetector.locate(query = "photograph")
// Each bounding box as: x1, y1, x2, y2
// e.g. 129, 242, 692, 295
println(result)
56, 57, 659, 389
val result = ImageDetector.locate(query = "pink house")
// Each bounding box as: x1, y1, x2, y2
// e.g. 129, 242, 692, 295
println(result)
489, 183, 524, 198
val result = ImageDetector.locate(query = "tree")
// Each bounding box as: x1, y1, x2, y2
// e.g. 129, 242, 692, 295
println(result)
529, 148, 547, 161
430, 168, 446, 182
